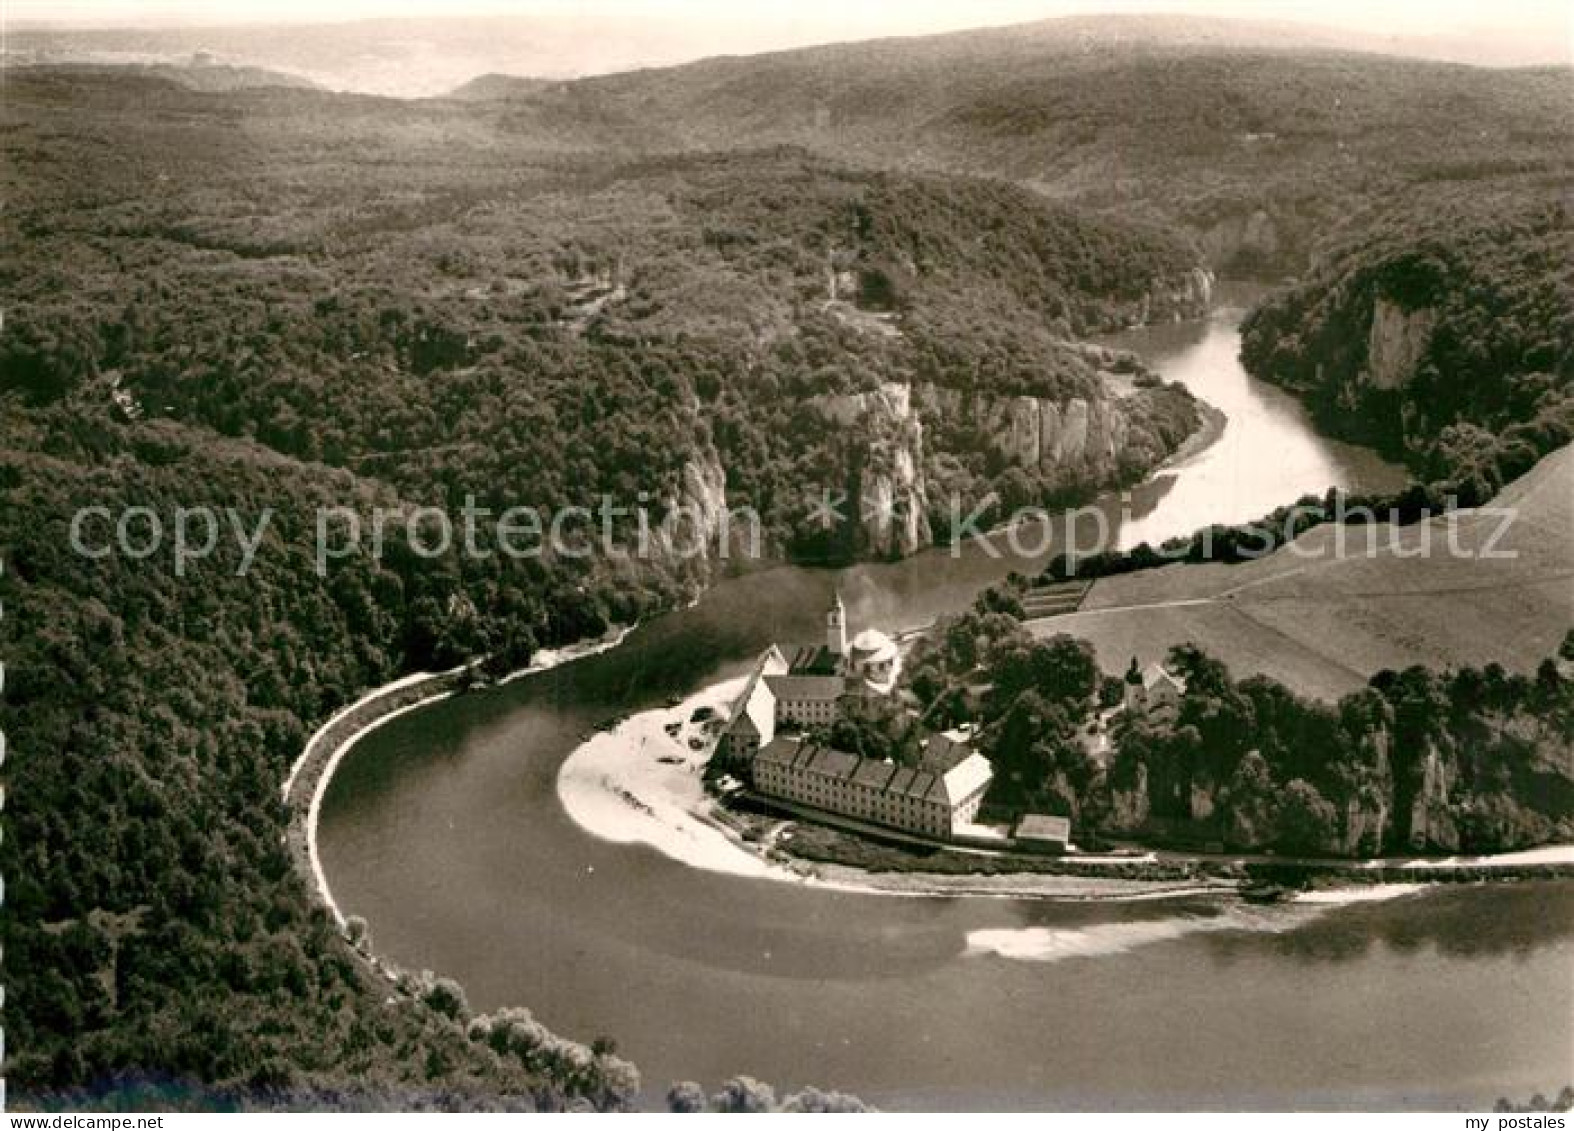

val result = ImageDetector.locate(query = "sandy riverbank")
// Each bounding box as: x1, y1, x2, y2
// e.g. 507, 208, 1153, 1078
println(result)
557, 674, 1574, 902
557, 679, 1241, 902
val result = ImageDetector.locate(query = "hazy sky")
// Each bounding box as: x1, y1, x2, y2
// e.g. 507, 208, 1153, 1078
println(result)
11, 0, 1571, 44
8, 0, 1568, 89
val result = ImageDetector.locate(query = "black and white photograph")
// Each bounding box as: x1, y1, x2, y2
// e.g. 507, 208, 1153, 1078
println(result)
2, 0, 1571, 1115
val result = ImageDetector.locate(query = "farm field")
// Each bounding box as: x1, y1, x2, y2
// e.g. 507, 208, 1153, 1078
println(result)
1031, 445, 1574, 699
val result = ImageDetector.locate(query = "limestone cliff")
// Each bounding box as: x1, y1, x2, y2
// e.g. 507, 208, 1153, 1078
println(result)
805, 368, 1201, 557
812, 382, 931, 557
916, 378, 1197, 487
678, 444, 732, 551
1240, 204, 1570, 487
1133, 267, 1216, 326
647, 443, 734, 563
1107, 761, 1151, 833
1405, 744, 1461, 852
1364, 296, 1438, 391
919, 386, 1133, 470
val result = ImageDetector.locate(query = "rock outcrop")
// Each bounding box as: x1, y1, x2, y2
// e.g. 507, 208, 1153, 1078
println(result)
649, 443, 735, 561
1405, 744, 1461, 852
916, 385, 1172, 476
808, 370, 1200, 557
1364, 296, 1438, 390
1134, 267, 1215, 326
1107, 762, 1151, 832
812, 382, 931, 557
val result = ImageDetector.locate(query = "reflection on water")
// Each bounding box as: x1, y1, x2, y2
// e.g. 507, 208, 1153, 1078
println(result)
319, 303, 1569, 1110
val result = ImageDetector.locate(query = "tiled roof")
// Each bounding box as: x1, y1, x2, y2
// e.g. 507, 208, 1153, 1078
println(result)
800, 744, 861, 779
757, 738, 950, 801
756, 736, 805, 766
783, 644, 844, 676
725, 652, 780, 741
850, 759, 899, 790
885, 767, 945, 802
920, 732, 972, 773
1144, 664, 1187, 693
765, 673, 847, 702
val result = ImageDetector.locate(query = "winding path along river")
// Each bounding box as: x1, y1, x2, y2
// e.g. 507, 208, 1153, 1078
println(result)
319, 293, 1573, 1110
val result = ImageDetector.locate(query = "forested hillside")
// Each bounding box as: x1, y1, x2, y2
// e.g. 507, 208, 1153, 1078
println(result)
1240, 194, 1573, 501
454, 20, 1573, 274
1, 71, 1209, 561
0, 69, 1208, 1104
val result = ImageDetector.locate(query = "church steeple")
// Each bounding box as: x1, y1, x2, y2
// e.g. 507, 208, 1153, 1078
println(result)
827, 590, 848, 656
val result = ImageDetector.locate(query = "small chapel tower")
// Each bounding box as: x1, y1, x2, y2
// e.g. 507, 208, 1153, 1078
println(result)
1123, 656, 1144, 711
827, 591, 848, 656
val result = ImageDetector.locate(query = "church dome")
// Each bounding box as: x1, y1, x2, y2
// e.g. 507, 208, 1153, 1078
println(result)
849, 628, 897, 664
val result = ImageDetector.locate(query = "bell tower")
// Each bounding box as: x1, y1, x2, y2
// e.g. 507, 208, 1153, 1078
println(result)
827, 591, 848, 656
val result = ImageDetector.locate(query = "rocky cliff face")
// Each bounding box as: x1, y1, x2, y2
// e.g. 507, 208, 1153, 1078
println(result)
679, 444, 732, 549
1405, 743, 1461, 853
810, 372, 1199, 558
812, 381, 931, 557
1134, 267, 1216, 326
647, 443, 735, 563
1107, 762, 1151, 832
918, 385, 1139, 472
1365, 295, 1439, 391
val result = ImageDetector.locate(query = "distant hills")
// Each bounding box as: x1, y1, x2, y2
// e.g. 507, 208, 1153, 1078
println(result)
13, 14, 1570, 274
10, 10, 1570, 99
451, 20, 1571, 274
5, 58, 319, 93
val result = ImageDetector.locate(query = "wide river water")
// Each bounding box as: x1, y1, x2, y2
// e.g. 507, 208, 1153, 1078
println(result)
319, 295, 1572, 1110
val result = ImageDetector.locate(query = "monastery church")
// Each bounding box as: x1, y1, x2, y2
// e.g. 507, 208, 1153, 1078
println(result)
717, 593, 995, 841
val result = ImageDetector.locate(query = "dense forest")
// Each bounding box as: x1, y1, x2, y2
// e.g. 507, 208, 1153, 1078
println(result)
0, 70, 1211, 1105
1240, 194, 1573, 502
906, 597, 1574, 856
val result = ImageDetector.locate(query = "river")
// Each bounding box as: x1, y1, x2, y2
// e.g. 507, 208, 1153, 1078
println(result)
318, 294, 1572, 1110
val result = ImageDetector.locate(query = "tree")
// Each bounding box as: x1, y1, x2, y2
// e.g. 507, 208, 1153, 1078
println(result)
591, 1052, 642, 1111
780, 1086, 874, 1112
422, 977, 470, 1022
973, 582, 1025, 620
1220, 751, 1279, 849
667, 1081, 709, 1113
1276, 779, 1338, 855
990, 633, 1098, 718
711, 1076, 777, 1114
813, 694, 920, 766
343, 915, 372, 953
987, 691, 1104, 816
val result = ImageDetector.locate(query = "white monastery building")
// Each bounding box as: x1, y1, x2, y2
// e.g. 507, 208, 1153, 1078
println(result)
753, 733, 993, 839
716, 593, 994, 840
